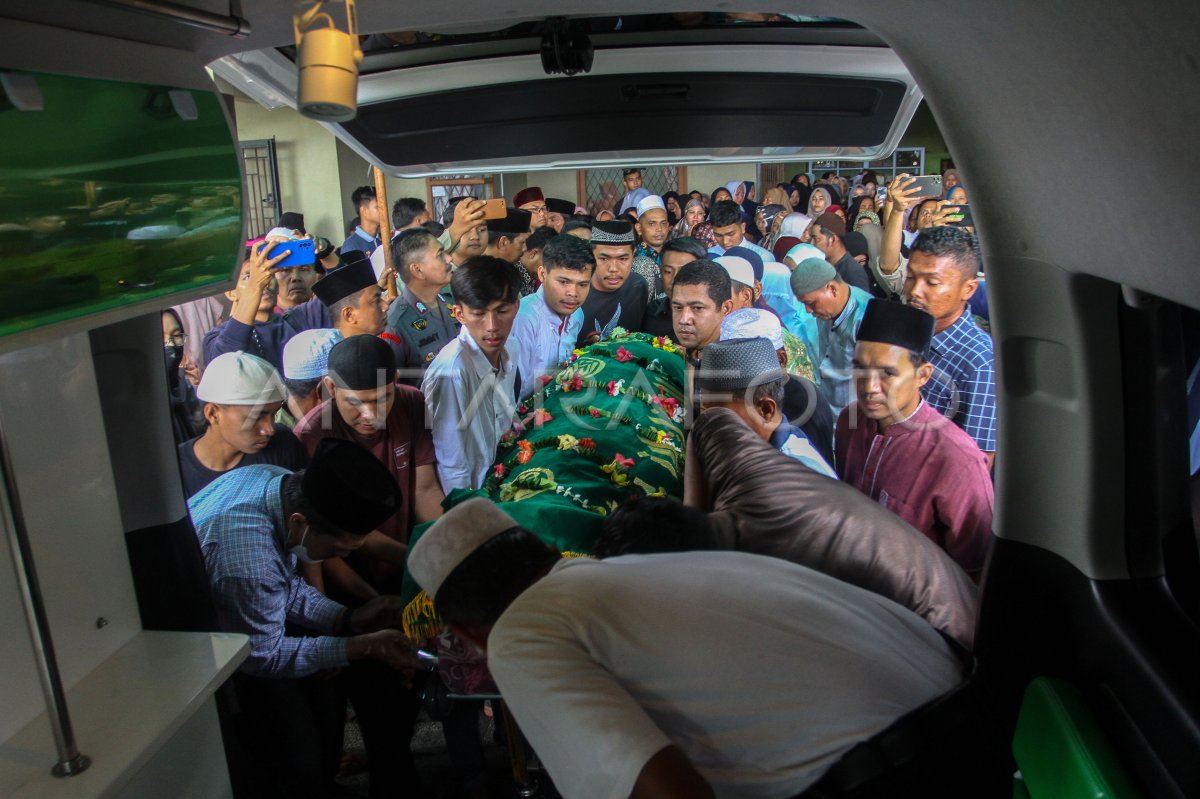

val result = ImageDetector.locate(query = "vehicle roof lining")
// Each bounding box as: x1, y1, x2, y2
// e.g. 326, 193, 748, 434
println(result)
2, 0, 1195, 302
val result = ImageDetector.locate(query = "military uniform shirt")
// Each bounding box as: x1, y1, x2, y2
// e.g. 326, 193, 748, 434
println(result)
385, 287, 461, 379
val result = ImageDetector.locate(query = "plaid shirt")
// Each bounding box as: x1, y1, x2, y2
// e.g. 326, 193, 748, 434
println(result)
188, 465, 348, 678
922, 307, 997, 452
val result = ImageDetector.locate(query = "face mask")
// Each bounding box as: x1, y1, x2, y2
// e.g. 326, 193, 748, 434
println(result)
163, 343, 183, 374
289, 525, 324, 564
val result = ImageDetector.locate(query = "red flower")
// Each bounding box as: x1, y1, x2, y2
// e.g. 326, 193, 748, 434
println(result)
516, 450, 532, 464
492, 464, 507, 478
613, 453, 635, 469
571, 375, 584, 392
577, 437, 597, 450
659, 397, 679, 416
538, 374, 553, 386
534, 409, 553, 425
615, 346, 634, 363
590, 408, 602, 418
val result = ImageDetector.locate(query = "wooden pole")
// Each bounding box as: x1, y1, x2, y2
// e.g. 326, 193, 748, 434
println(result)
372, 165, 398, 300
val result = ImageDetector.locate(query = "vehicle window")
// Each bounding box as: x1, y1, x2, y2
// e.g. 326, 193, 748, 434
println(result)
0, 72, 241, 337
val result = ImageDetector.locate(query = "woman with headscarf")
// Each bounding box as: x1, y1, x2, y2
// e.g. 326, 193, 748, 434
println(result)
778, 212, 814, 242
942, 168, 961, 198
725, 180, 747, 206
667, 197, 706, 241
690, 220, 717, 249
162, 309, 203, 443
790, 173, 811, 187
662, 191, 683, 225
946, 184, 968, 206
756, 204, 789, 252
807, 186, 833, 218
761, 186, 790, 209
710, 185, 734, 207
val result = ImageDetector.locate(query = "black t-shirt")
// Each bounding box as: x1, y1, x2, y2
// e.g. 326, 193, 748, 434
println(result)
640, 296, 677, 342
782, 374, 835, 467
577, 273, 649, 347
178, 424, 310, 498
833, 252, 872, 294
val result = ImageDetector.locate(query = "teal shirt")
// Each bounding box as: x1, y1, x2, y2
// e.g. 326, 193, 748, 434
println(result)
813, 285, 871, 417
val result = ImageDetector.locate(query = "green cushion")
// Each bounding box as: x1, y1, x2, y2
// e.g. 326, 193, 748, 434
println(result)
1012, 677, 1142, 799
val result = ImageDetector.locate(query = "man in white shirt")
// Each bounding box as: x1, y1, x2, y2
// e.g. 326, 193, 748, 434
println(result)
421, 257, 522, 491
407, 498, 964, 799
510, 234, 593, 401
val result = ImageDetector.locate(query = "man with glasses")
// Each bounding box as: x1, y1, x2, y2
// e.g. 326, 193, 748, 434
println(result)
514, 187, 548, 231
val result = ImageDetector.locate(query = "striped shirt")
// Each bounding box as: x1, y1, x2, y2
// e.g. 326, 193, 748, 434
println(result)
922, 307, 997, 452
188, 465, 348, 678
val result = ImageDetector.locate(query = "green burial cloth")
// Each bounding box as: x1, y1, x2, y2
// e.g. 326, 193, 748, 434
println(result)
402, 329, 688, 638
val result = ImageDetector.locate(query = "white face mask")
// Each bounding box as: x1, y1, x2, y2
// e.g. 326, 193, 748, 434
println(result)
288, 525, 324, 564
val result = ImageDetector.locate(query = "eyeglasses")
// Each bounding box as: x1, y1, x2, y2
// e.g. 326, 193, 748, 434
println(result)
525, 205, 547, 214
165, 333, 187, 345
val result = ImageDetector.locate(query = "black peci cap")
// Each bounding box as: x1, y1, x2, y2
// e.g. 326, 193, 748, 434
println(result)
301, 438, 402, 535
327, 334, 397, 390
311, 258, 377, 306
486, 208, 533, 236
856, 299, 936, 360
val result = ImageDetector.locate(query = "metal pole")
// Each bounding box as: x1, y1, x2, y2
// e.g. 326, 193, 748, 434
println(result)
86, 0, 251, 37
0, 405, 90, 777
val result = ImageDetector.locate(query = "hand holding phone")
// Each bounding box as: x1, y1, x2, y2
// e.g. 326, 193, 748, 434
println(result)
482, 198, 508, 220
906, 174, 944, 199
273, 237, 316, 268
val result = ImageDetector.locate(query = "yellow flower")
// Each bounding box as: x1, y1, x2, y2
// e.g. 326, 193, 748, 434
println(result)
557, 434, 579, 451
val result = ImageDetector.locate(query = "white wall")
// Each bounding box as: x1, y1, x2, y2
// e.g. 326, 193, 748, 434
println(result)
684, 164, 757, 197
233, 99, 344, 242
0, 334, 139, 743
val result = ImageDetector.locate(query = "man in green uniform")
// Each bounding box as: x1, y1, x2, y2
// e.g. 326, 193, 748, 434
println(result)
384, 228, 462, 382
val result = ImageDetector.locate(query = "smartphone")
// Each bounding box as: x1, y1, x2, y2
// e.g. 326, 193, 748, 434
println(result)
270, 237, 315, 268
482, 198, 508, 220
907, 174, 944, 199
945, 205, 974, 227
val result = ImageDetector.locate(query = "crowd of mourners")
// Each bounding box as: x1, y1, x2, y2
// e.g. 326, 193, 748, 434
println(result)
166, 165, 1000, 799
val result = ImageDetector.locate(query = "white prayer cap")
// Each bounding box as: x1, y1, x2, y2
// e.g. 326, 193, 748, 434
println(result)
196, 351, 286, 405
715, 255, 754, 288
282, 329, 344, 381
721, 308, 784, 350
408, 498, 519, 600
265, 226, 298, 240
636, 194, 666, 218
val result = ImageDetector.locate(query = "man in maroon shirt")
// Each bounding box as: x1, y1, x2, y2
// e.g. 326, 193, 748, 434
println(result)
836, 300, 993, 579
293, 334, 444, 798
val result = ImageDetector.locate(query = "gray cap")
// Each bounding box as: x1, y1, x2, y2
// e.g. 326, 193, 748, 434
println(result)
789, 257, 837, 297
696, 337, 785, 393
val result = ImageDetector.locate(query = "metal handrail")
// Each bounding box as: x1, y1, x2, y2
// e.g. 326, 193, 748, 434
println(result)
85, 0, 252, 38
0, 404, 90, 777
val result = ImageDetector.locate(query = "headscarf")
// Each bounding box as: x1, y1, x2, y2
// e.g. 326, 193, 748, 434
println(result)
710, 186, 733, 206
855, 211, 881, 229
761, 187, 791, 209
668, 197, 706, 241
690, 220, 716, 248
757, 204, 788, 251
790, 182, 812, 212
942, 169, 961, 199
724, 180, 746, 203
858, 221, 883, 267
662, 191, 682, 225
806, 187, 833, 218
779, 212, 813, 239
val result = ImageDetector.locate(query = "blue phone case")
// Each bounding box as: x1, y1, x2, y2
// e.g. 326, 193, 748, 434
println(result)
270, 238, 316, 268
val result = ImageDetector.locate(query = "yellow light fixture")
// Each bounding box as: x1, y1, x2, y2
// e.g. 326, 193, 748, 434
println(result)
294, 0, 362, 122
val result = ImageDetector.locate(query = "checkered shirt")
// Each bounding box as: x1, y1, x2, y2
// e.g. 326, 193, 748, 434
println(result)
922, 308, 997, 452
188, 464, 348, 678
